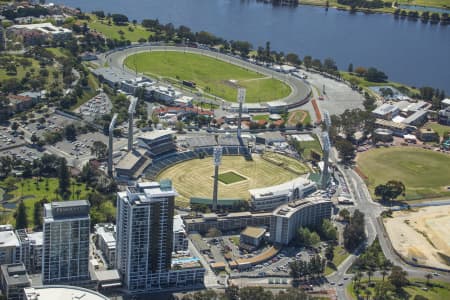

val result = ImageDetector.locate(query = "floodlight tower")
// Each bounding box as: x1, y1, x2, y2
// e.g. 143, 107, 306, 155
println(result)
321, 132, 331, 189
212, 146, 223, 212
127, 96, 138, 152
323, 110, 331, 130
237, 88, 246, 138
108, 113, 118, 177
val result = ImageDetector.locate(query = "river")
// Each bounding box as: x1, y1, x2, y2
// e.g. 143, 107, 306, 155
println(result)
52, 0, 450, 93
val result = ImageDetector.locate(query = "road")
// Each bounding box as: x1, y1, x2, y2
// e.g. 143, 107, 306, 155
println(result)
327, 147, 450, 299
99, 44, 311, 108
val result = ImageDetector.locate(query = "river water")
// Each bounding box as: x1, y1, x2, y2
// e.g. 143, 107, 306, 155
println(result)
52, 0, 450, 92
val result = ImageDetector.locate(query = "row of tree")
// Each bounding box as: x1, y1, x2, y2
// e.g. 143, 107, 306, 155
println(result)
394, 9, 449, 24
181, 286, 312, 300
289, 254, 327, 280
343, 209, 366, 251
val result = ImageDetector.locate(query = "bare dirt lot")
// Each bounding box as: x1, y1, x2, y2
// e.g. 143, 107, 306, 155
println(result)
384, 205, 450, 270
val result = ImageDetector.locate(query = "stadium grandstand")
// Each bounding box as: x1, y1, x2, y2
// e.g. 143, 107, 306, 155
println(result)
137, 130, 176, 158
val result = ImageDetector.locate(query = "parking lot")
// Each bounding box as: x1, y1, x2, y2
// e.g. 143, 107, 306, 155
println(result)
0, 127, 24, 150
75, 93, 112, 122
20, 112, 77, 139
0, 145, 45, 162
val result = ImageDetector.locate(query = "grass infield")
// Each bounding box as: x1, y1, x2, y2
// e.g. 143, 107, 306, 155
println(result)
218, 171, 247, 185
124, 51, 291, 102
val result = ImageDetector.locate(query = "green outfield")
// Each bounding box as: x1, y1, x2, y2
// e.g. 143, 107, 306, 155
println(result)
357, 147, 450, 200
124, 51, 291, 102
157, 155, 303, 206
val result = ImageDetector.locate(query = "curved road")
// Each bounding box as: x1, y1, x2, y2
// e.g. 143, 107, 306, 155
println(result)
99, 45, 311, 107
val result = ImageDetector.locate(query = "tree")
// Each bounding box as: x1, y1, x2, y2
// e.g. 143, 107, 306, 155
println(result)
303, 55, 312, 69
175, 121, 185, 133
239, 286, 273, 300
344, 210, 366, 251
354, 66, 367, 77
16, 200, 28, 229
425, 273, 433, 286
33, 200, 43, 229
339, 208, 350, 221
285, 53, 301, 66
91, 141, 108, 160
31, 134, 39, 144
320, 219, 337, 241
64, 124, 77, 141
11, 122, 19, 132
381, 269, 388, 282
57, 158, 70, 199
325, 244, 334, 261
388, 266, 408, 289
374, 180, 405, 203
275, 288, 309, 300
348, 63, 354, 73
367, 268, 374, 283
335, 139, 356, 164
205, 227, 221, 238
225, 285, 239, 300
365, 67, 388, 82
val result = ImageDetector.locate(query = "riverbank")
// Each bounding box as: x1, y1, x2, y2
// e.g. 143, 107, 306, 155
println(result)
299, 0, 449, 23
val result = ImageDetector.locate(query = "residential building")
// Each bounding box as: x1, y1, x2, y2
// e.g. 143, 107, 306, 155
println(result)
8, 23, 72, 45
42, 200, 90, 284
116, 181, 204, 292
240, 226, 266, 248
94, 224, 116, 268
0, 263, 31, 300
173, 215, 188, 252
15, 230, 43, 274
0, 230, 20, 265
270, 197, 332, 245
249, 177, 317, 211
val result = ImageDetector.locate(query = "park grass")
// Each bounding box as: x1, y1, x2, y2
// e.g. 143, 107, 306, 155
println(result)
0, 56, 40, 81
157, 155, 299, 204
124, 51, 291, 103
218, 171, 247, 185
325, 245, 350, 275
340, 71, 420, 95
424, 122, 450, 138
347, 279, 450, 300
0, 178, 92, 227
396, 0, 450, 9
79, 15, 153, 42
357, 147, 450, 200
69, 73, 100, 110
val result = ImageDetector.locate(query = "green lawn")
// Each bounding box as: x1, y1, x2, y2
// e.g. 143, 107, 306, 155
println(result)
124, 51, 291, 103
0, 56, 40, 81
252, 115, 270, 121
0, 178, 92, 227
218, 171, 247, 185
325, 245, 350, 275
396, 0, 450, 9
81, 15, 153, 42
347, 279, 450, 300
230, 236, 240, 245
70, 73, 100, 110
424, 122, 450, 139
357, 147, 450, 200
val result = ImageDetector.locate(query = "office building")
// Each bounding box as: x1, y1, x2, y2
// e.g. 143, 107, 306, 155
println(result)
42, 200, 90, 284
0, 263, 31, 300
